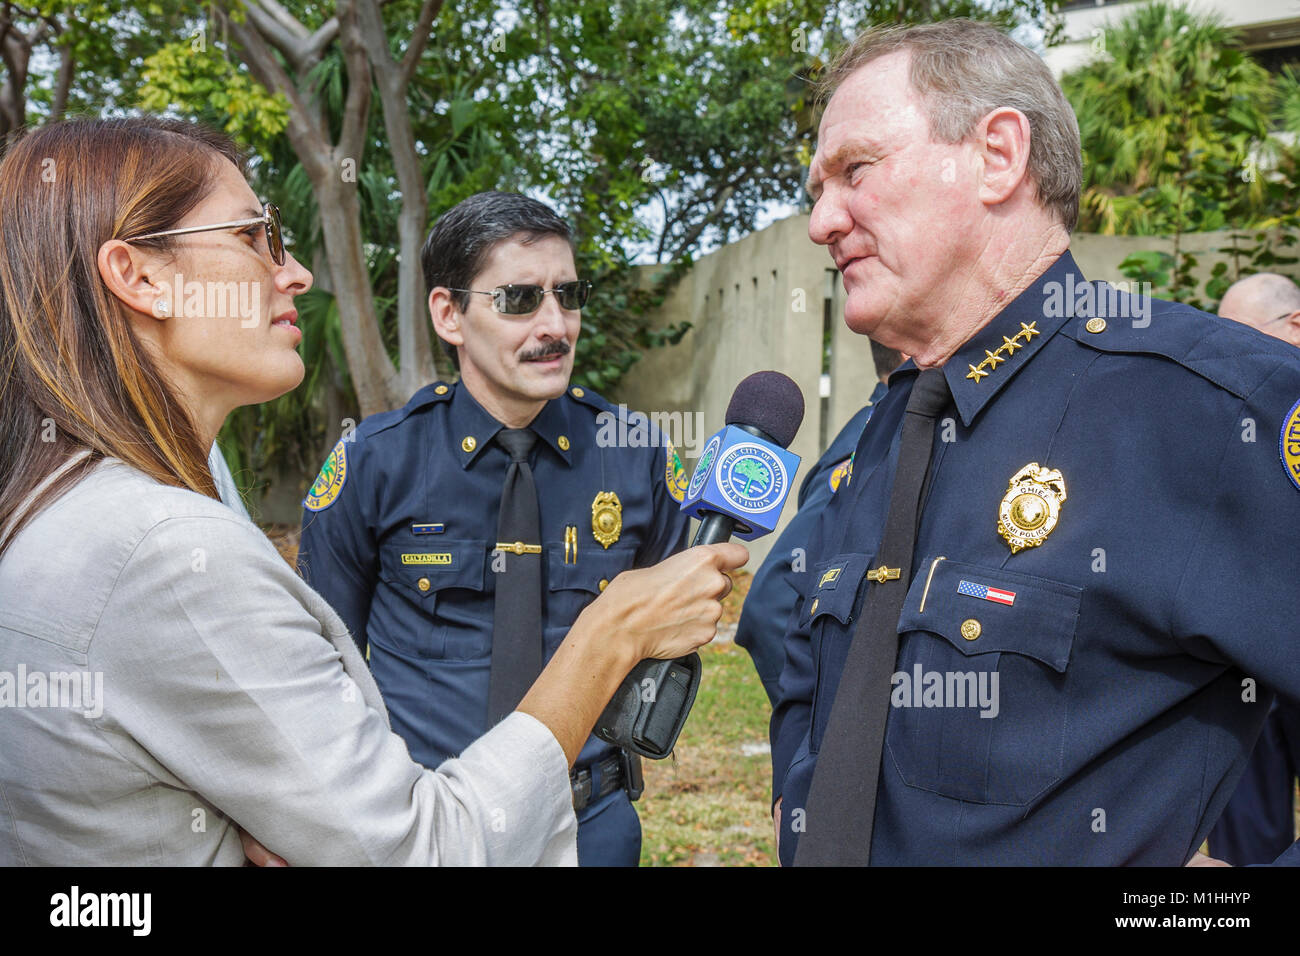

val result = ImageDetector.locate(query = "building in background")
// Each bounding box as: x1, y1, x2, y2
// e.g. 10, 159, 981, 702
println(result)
1045, 0, 1300, 76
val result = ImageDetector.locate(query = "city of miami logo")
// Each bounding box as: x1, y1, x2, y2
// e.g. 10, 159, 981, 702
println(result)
688, 435, 721, 499
714, 443, 787, 513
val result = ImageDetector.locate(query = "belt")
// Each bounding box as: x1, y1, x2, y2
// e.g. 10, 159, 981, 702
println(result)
571, 750, 644, 811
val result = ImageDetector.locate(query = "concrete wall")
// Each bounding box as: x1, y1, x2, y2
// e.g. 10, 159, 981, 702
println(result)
610, 214, 1289, 567
611, 215, 879, 568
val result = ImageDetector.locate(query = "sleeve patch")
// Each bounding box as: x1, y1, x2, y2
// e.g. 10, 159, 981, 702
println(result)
828, 455, 853, 494
1282, 398, 1300, 492
665, 439, 689, 503
304, 440, 349, 512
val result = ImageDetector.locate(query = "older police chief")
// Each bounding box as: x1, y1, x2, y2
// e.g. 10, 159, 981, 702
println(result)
770, 20, 1300, 866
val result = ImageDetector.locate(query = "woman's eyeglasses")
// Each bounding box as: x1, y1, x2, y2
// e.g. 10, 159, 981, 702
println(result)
126, 202, 285, 267
448, 280, 592, 315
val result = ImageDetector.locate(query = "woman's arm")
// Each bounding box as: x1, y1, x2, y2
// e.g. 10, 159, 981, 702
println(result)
90, 511, 744, 865
519, 542, 747, 765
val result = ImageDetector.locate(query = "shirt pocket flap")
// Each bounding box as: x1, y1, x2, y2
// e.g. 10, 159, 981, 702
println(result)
547, 546, 637, 595
378, 539, 487, 599
804, 552, 876, 626
897, 557, 1081, 673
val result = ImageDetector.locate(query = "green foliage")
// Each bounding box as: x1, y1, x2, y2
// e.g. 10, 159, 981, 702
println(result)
138, 40, 289, 157
1063, 1, 1277, 238
1066, 2, 1300, 310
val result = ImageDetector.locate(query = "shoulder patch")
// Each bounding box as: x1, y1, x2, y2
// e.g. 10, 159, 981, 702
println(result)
1282, 398, 1300, 491
665, 439, 689, 502
304, 440, 348, 512
828, 455, 853, 494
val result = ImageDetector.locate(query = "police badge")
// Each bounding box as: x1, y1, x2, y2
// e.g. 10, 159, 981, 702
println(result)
592, 491, 622, 548
997, 462, 1067, 554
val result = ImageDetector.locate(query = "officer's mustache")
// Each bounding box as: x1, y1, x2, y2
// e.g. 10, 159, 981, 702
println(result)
519, 341, 571, 362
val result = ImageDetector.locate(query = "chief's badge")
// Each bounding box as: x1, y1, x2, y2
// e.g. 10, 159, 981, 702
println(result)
592, 491, 622, 548
665, 439, 689, 503
997, 462, 1067, 554
304, 440, 348, 512
1281, 398, 1300, 492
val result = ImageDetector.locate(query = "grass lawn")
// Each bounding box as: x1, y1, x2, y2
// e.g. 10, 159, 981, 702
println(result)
636, 570, 778, 867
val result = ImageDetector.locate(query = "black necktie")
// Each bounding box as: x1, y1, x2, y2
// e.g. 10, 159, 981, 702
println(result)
488, 427, 543, 725
796, 368, 952, 866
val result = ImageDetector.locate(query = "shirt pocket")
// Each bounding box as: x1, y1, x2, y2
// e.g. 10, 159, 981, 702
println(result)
546, 546, 637, 651
886, 556, 1081, 806
374, 539, 488, 659
806, 551, 875, 752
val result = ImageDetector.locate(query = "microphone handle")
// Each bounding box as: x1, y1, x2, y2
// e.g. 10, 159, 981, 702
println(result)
692, 512, 736, 546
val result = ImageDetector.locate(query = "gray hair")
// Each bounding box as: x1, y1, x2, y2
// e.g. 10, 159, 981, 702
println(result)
817, 19, 1082, 233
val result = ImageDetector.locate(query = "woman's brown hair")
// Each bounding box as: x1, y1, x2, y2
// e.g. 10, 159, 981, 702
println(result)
0, 117, 247, 554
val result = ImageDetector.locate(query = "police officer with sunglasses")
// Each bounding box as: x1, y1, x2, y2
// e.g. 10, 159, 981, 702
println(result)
297, 191, 690, 865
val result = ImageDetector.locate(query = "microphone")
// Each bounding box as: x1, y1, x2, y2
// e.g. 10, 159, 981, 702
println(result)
684, 371, 805, 545
595, 372, 805, 760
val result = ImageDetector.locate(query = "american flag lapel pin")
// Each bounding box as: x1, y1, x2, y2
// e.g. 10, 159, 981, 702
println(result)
958, 579, 1016, 606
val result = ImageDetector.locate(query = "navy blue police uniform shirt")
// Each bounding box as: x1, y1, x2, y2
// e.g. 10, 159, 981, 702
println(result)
736, 383, 886, 704
297, 381, 690, 773
770, 251, 1300, 866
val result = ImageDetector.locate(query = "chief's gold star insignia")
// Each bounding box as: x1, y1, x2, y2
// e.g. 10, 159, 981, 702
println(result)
966, 364, 989, 382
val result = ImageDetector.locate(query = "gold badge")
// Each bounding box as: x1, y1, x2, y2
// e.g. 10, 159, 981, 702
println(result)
998, 462, 1067, 554
592, 491, 622, 548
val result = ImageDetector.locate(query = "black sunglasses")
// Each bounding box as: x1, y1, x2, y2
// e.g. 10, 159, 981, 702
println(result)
448, 280, 592, 315
128, 202, 285, 267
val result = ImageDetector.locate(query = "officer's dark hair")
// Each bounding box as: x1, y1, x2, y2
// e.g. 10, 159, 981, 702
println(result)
421, 191, 575, 371
817, 19, 1082, 233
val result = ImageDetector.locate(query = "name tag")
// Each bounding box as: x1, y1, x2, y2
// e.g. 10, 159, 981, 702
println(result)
402, 553, 452, 565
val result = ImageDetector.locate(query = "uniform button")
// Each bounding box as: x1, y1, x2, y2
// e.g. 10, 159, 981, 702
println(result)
960, 618, 981, 641
571, 387, 585, 398
599, 578, 609, 592
417, 577, 431, 592
461, 436, 476, 453
558, 435, 570, 451
434, 384, 449, 395
1085, 317, 1107, 334
810, 598, 819, 616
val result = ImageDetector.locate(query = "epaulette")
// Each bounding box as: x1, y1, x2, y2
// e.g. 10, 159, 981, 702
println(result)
566, 384, 690, 501
362, 381, 456, 440
305, 382, 454, 512
1062, 298, 1299, 401
563, 383, 619, 416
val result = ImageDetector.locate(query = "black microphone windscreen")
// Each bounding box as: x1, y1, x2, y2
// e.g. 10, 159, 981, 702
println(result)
724, 371, 805, 449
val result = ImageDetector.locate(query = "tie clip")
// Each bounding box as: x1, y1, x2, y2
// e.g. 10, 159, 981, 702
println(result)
866, 565, 901, 583
496, 541, 542, 556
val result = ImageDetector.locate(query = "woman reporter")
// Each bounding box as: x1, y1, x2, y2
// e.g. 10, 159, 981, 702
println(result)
0, 117, 746, 866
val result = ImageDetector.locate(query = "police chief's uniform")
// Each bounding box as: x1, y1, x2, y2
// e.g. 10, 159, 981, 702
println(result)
771, 251, 1300, 866
299, 381, 690, 866
736, 383, 885, 704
